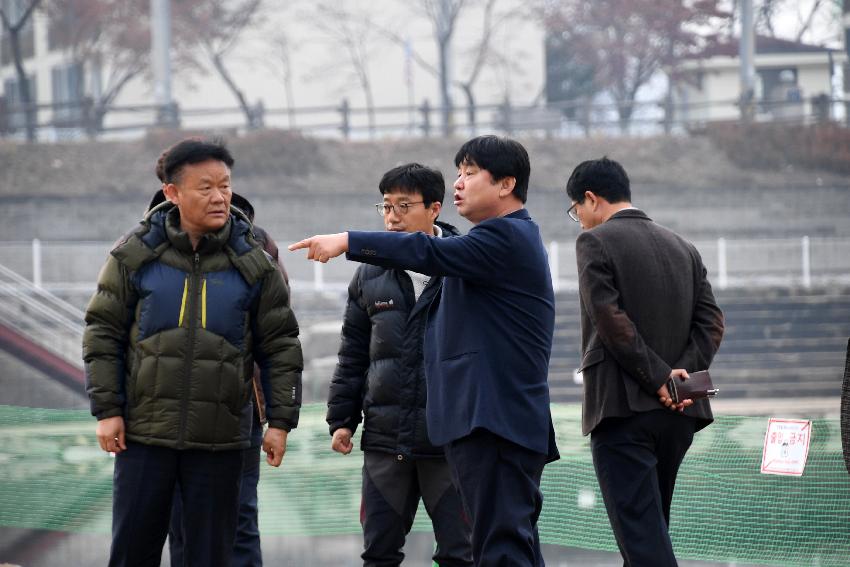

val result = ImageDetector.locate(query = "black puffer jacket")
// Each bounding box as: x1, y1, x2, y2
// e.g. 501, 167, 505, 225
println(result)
327, 221, 460, 458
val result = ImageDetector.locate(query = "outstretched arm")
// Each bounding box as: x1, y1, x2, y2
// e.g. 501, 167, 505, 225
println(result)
291, 221, 511, 283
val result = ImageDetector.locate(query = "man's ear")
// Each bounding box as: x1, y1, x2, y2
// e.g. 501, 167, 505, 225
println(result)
498, 176, 517, 198
429, 201, 442, 220
162, 183, 179, 205
584, 190, 598, 209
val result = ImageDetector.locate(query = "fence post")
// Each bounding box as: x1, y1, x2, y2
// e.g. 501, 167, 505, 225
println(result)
500, 97, 513, 135
420, 99, 431, 138
339, 98, 350, 139
313, 261, 324, 291
717, 237, 728, 289
251, 100, 266, 130
0, 95, 8, 136
549, 241, 559, 292
802, 235, 811, 288
82, 97, 97, 139
32, 238, 42, 289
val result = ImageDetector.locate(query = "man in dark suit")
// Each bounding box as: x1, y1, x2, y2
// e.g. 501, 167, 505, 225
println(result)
566, 157, 724, 567
290, 136, 559, 566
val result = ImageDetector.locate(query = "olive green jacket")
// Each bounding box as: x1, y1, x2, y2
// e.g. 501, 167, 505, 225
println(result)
83, 205, 302, 450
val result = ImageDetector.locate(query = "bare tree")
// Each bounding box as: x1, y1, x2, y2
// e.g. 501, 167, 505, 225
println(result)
0, 0, 42, 141
544, 0, 729, 133
420, 0, 466, 136
301, 2, 380, 136
174, 0, 265, 130
265, 30, 297, 129
369, 0, 522, 134
543, 21, 602, 133
455, 0, 524, 132
756, 0, 780, 36
793, 0, 826, 42
300, 0, 515, 136
46, 0, 148, 135
729, 0, 840, 44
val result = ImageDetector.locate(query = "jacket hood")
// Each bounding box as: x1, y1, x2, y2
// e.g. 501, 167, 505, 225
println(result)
162, 207, 233, 255
435, 220, 461, 237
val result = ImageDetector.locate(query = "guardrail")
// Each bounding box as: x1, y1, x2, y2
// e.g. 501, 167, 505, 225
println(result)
1, 94, 847, 141
0, 261, 85, 367
3, 237, 849, 295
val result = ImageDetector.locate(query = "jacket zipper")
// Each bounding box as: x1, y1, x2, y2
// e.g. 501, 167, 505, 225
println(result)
177, 252, 201, 448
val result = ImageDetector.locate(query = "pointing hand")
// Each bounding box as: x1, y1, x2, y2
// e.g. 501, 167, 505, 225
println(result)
288, 233, 349, 263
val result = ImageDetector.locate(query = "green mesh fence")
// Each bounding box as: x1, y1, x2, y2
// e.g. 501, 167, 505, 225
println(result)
1, 403, 848, 566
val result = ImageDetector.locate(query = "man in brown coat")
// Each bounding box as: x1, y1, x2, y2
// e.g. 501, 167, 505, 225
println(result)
567, 157, 724, 567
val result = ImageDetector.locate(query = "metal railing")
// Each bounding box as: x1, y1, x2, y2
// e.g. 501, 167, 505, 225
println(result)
0, 261, 85, 366
1, 94, 846, 141
1, 237, 849, 296
549, 236, 850, 292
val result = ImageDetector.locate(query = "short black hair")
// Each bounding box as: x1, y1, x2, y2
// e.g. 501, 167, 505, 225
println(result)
454, 135, 530, 203
155, 138, 234, 184
378, 163, 446, 206
565, 156, 631, 204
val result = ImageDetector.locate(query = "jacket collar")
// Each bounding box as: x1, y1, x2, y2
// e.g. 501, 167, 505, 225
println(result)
504, 208, 531, 221
164, 207, 233, 255
608, 208, 651, 222
435, 220, 461, 237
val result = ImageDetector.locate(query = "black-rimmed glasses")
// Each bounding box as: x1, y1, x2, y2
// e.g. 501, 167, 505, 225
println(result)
376, 201, 425, 216
567, 202, 580, 222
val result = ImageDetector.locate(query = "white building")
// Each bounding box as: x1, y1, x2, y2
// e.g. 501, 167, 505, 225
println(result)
671, 35, 846, 125
0, 2, 95, 138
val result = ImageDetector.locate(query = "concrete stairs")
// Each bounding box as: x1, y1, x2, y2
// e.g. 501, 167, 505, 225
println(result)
548, 287, 850, 404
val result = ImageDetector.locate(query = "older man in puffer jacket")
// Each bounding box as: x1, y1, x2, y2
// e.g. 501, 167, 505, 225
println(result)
83, 138, 302, 567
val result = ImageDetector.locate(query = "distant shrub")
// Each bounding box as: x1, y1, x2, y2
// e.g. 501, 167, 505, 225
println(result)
703, 122, 850, 175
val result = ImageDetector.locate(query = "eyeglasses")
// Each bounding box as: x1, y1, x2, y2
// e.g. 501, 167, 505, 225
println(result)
375, 201, 425, 216
567, 202, 580, 222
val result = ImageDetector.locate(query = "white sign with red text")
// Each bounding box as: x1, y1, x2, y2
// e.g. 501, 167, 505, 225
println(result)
760, 418, 812, 476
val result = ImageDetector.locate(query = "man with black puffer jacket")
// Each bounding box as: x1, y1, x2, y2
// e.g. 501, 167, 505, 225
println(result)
327, 163, 472, 567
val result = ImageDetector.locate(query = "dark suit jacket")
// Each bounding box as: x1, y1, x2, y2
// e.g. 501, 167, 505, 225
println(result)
347, 209, 557, 456
575, 209, 724, 435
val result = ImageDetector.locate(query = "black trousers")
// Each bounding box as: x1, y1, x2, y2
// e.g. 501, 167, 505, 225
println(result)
590, 410, 697, 567
109, 442, 243, 567
361, 451, 472, 567
443, 429, 547, 567
169, 446, 261, 567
